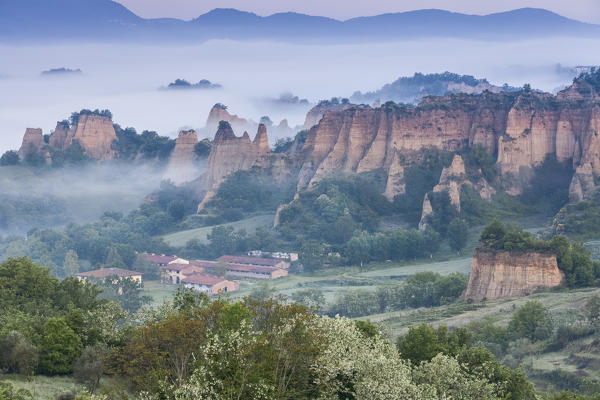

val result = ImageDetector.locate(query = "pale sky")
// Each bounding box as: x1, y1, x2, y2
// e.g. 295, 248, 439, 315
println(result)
115, 0, 600, 23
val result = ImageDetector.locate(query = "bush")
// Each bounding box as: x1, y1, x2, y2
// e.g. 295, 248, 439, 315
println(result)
508, 301, 553, 341
0, 150, 19, 166
73, 344, 108, 393
0, 331, 38, 375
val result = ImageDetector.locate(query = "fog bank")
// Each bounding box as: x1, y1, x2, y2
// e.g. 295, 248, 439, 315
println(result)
1, 37, 599, 153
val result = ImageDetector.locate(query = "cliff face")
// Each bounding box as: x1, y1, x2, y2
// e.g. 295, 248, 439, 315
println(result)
418, 155, 495, 229
198, 123, 275, 210
303, 101, 354, 130
164, 130, 200, 184
46, 114, 117, 160
206, 104, 249, 132
18, 128, 45, 160
198, 80, 600, 214
296, 89, 600, 197
463, 250, 565, 301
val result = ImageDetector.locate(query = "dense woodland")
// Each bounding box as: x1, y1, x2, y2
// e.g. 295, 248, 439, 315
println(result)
3, 257, 600, 399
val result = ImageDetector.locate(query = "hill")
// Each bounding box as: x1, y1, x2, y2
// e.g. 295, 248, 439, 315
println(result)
1, 2, 599, 42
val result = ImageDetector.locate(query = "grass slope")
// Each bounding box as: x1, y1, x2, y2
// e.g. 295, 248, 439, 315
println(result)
162, 214, 275, 247
1, 374, 83, 400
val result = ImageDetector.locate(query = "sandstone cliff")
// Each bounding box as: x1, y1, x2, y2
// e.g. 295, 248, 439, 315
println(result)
303, 100, 354, 130
206, 104, 249, 133
418, 155, 495, 229
164, 130, 200, 184
198, 123, 275, 210
463, 249, 565, 301
18, 128, 45, 160
46, 114, 117, 160
198, 78, 600, 217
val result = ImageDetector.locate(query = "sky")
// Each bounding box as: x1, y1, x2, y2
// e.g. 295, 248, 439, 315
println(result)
115, 0, 600, 23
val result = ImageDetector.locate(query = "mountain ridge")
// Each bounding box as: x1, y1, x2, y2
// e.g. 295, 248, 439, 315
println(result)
1, 2, 599, 43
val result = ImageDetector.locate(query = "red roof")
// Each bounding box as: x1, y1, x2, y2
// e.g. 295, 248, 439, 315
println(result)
160, 263, 204, 274
226, 264, 279, 274
143, 254, 177, 264
190, 260, 218, 268
77, 268, 141, 279
217, 255, 285, 267
182, 274, 227, 286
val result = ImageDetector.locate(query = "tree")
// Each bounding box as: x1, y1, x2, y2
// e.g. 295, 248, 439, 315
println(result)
0, 150, 19, 166
508, 301, 553, 341
98, 277, 151, 314
448, 219, 469, 253
0, 331, 38, 375
39, 317, 83, 375
194, 139, 212, 158
73, 344, 108, 393
396, 324, 470, 364
299, 240, 326, 272
63, 250, 80, 276
259, 116, 273, 126
104, 247, 125, 269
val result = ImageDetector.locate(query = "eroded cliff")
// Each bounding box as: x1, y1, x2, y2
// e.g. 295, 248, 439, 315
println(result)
463, 249, 565, 301
164, 130, 200, 184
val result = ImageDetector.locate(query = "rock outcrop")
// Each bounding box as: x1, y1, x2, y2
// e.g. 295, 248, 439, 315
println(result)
18, 128, 45, 160
418, 155, 495, 229
46, 114, 117, 160
463, 249, 565, 301
569, 163, 596, 203
164, 130, 200, 184
206, 104, 249, 132
198, 122, 274, 210
303, 100, 355, 130
198, 76, 600, 215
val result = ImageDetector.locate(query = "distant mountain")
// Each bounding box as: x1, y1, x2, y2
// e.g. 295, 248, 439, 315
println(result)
1, 1, 599, 42
351, 72, 520, 105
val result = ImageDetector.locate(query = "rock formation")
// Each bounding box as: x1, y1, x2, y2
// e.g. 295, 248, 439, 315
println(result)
18, 128, 45, 160
164, 130, 200, 184
303, 100, 355, 130
69, 114, 117, 160
463, 249, 565, 301
45, 113, 117, 160
206, 104, 249, 133
198, 76, 600, 217
383, 152, 406, 201
569, 163, 596, 203
198, 122, 274, 210
418, 155, 495, 229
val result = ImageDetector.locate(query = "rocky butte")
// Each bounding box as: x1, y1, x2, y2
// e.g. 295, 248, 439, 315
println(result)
463, 249, 565, 301
18, 112, 118, 161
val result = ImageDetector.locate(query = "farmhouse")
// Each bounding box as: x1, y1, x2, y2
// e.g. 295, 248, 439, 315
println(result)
226, 264, 288, 280
217, 255, 290, 270
76, 267, 142, 283
182, 274, 239, 295
160, 263, 205, 284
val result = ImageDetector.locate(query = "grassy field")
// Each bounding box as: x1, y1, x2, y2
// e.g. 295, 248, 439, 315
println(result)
162, 214, 275, 247
142, 280, 179, 307
361, 287, 600, 340
1, 374, 83, 399
225, 257, 473, 303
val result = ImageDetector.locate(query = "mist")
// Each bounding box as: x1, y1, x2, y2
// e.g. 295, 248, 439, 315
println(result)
1, 37, 600, 154
0, 162, 170, 235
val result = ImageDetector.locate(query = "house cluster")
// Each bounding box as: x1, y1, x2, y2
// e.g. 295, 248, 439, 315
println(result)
247, 250, 299, 262
142, 252, 291, 295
